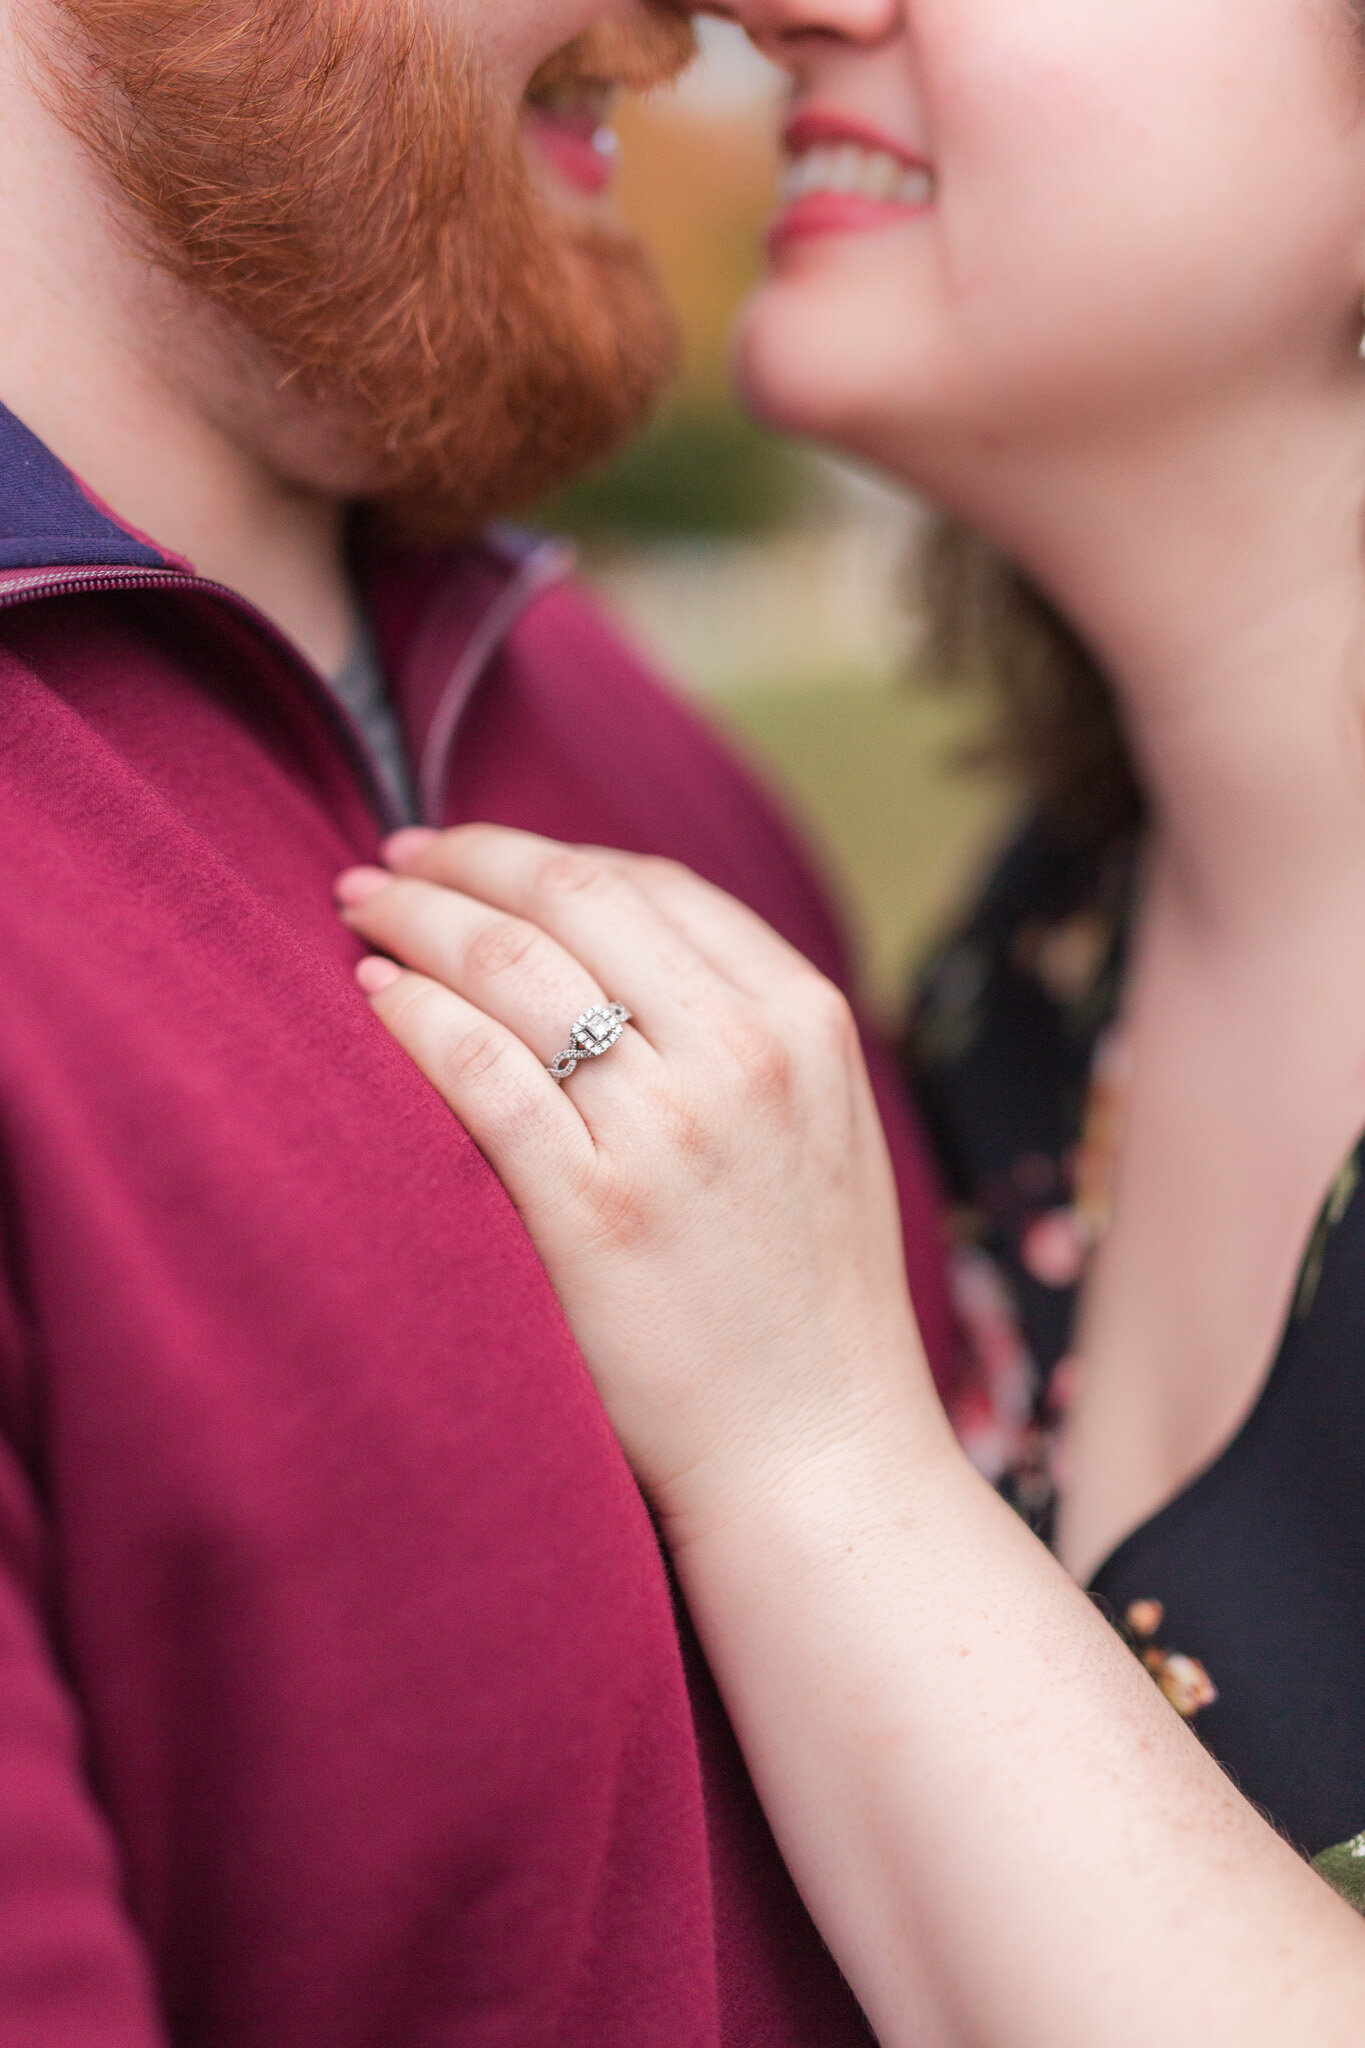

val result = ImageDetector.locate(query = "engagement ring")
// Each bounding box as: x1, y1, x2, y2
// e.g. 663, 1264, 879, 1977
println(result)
547, 1003, 632, 1083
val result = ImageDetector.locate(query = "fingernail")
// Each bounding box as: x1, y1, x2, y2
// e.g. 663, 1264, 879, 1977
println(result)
384, 828, 439, 868
356, 955, 403, 994
335, 866, 391, 907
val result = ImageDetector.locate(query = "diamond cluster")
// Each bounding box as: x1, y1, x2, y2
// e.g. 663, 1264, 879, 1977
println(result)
571, 1004, 629, 1056
547, 1003, 632, 1083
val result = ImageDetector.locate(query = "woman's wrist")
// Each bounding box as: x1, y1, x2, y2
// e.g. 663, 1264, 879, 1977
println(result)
655, 1336, 961, 1565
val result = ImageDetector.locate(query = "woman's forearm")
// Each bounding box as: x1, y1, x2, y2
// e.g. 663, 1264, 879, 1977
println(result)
338, 832, 1365, 2042
670, 1399, 1365, 2048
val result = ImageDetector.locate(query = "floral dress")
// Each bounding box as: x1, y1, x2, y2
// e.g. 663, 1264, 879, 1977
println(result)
904, 816, 1365, 1905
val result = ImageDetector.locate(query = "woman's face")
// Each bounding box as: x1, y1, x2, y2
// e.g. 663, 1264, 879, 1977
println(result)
726, 0, 1365, 494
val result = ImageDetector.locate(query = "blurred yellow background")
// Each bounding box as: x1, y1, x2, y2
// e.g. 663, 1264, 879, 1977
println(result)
545, 23, 1010, 1023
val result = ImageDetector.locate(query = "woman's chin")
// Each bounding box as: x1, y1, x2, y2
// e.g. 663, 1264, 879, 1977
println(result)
734, 290, 875, 450
732, 282, 953, 484
732, 275, 1126, 516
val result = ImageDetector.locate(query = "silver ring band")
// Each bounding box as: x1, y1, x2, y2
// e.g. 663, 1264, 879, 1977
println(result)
547, 1003, 632, 1083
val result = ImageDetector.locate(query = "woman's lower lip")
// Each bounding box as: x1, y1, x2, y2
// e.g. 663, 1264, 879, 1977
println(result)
767, 191, 931, 256
524, 112, 616, 199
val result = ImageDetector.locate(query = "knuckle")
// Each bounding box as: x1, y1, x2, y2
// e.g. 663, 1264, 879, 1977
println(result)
806, 975, 859, 1051
573, 1081, 721, 1253
433, 1018, 516, 1096
431, 1029, 547, 1156
656, 1081, 729, 1182
581, 1164, 664, 1257
715, 1013, 795, 1105
533, 847, 611, 903
379, 975, 445, 1040
745, 1035, 796, 1108
462, 914, 543, 982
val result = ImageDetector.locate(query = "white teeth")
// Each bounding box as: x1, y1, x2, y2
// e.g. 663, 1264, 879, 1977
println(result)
828, 145, 863, 193
895, 166, 934, 206
863, 152, 902, 200
780, 142, 935, 209
780, 148, 832, 200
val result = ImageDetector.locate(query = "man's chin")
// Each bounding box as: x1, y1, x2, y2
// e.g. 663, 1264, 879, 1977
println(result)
49, 0, 683, 541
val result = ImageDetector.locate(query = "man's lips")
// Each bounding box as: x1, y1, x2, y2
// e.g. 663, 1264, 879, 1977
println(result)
524, 104, 620, 200
771, 109, 936, 253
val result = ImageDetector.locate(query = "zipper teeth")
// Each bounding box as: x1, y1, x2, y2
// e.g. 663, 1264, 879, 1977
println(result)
0, 568, 201, 606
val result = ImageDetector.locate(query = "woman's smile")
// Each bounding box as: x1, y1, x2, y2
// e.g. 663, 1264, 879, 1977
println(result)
771, 109, 936, 254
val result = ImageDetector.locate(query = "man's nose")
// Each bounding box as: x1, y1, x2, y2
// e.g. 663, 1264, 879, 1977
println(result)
702, 0, 903, 50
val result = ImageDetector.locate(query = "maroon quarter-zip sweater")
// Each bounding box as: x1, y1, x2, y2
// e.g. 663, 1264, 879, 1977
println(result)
0, 401, 954, 2047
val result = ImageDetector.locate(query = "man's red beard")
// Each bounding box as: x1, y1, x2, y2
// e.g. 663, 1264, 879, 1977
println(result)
40, 1, 697, 538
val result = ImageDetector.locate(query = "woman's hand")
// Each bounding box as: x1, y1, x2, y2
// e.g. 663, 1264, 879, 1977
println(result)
336, 823, 941, 1540
337, 825, 1365, 2048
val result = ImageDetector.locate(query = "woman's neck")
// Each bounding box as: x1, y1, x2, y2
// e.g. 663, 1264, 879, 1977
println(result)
970, 374, 1365, 955
991, 377, 1365, 1585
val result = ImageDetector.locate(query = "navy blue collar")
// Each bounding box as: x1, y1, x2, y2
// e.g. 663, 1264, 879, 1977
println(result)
0, 400, 168, 571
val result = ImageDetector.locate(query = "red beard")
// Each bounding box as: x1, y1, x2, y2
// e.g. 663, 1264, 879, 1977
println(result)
40, 1, 696, 537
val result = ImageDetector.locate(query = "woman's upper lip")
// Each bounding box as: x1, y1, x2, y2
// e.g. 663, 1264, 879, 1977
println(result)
783, 108, 932, 174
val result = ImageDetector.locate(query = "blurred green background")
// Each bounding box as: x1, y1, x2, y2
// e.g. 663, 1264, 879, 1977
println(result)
539, 22, 1011, 1024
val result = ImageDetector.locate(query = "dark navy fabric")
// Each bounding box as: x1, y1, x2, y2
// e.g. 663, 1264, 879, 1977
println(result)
0, 401, 168, 570
1091, 1174, 1365, 1858
905, 816, 1365, 1858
